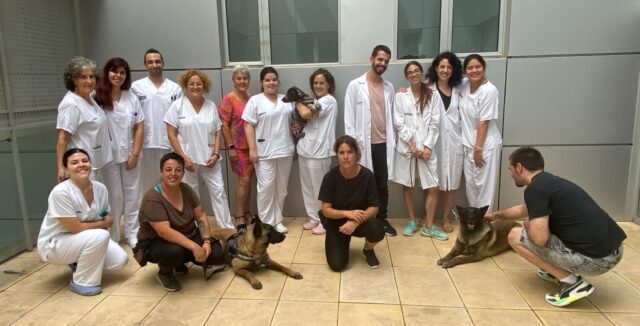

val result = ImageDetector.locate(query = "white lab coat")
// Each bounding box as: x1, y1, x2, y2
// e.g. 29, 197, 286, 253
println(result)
344, 73, 396, 175
431, 83, 464, 191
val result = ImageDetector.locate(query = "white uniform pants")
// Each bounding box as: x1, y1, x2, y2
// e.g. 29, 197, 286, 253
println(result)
140, 148, 171, 193
255, 156, 292, 226
183, 162, 233, 228
298, 156, 332, 224
40, 229, 128, 287
101, 161, 141, 245
463, 146, 501, 211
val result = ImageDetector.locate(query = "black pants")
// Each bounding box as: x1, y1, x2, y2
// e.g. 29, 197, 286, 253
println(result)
143, 233, 225, 275
371, 143, 389, 220
321, 212, 385, 272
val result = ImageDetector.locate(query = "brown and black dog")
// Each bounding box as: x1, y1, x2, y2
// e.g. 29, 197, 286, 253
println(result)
281, 86, 322, 143
212, 221, 302, 289
437, 205, 521, 268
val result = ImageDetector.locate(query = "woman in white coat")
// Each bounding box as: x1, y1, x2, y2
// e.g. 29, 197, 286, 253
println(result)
426, 52, 465, 233
94, 57, 144, 248
391, 61, 447, 240
242, 67, 295, 234
38, 148, 128, 296
459, 54, 502, 211
164, 69, 233, 229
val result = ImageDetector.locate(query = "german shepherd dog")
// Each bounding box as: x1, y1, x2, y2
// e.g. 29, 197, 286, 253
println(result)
281, 86, 322, 143
437, 205, 521, 268
212, 221, 303, 289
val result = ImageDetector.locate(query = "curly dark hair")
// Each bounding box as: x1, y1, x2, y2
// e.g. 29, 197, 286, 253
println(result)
425, 51, 463, 87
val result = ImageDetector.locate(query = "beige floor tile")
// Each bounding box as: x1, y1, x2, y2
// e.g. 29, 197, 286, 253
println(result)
12, 290, 106, 325
587, 272, 640, 313
627, 243, 640, 252
534, 311, 613, 326
282, 217, 305, 238
604, 313, 640, 326
280, 263, 339, 302
503, 270, 597, 311
223, 268, 286, 300
293, 235, 327, 264
267, 235, 300, 264
206, 299, 277, 326
340, 265, 399, 304
618, 222, 640, 243
394, 266, 462, 307
468, 308, 542, 326
271, 301, 338, 326
616, 269, 640, 290
613, 244, 640, 273
0, 257, 46, 290
402, 305, 472, 326
449, 268, 529, 309
350, 237, 392, 267
16, 249, 41, 258
111, 264, 170, 297
5, 263, 69, 293
493, 250, 536, 270
167, 267, 235, 299
338, 303, 403, 326
141, 297, 218, 326
0, 291, 51, 325
387, 234, 441, 267
76, 295, 162, 325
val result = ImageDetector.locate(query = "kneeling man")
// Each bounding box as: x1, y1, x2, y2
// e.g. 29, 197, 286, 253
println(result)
486, 146, 626, 307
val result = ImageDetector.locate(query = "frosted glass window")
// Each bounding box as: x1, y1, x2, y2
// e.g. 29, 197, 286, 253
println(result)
269, 0, 338, 64
226, 0, 261, 62
452, 0, 500, 53
397, 0, 441, 59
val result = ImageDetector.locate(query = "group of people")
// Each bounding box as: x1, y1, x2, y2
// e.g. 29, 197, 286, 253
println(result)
35, 45, 625, 308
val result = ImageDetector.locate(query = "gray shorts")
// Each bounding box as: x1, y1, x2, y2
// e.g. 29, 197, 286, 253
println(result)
520, 228, 623, 276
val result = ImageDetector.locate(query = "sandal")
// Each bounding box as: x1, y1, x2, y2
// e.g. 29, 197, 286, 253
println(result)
442, 216, 454, 233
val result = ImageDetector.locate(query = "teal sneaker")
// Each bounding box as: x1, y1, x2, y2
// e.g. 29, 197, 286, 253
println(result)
403, 220, 418, 236
420, 225, 449, 241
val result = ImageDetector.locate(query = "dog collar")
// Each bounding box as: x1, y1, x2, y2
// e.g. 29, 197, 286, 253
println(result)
227, 235, 266, 262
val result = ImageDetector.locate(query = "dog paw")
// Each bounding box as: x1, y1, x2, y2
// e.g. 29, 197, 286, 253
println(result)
251, 282, 263, 290
290, 272, 303, 280
441, 261, 455, 269
436, 259, 445, 266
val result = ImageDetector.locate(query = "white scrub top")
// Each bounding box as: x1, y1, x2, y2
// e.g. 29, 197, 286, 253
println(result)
37, 180, 110, 259
164, 97, 221, 165
242, 93, 294, 160
296, 94, 338, 159
393, 88, 441, 154
56, 91, 113, 169
130, 77, 182, 150
459, 80, 502, 149
104, 90, 145, 163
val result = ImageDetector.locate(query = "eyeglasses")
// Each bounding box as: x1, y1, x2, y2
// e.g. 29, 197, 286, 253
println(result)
406, 69, 422, 76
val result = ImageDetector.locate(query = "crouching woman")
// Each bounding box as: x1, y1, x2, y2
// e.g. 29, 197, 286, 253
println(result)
37, 148, 128, 296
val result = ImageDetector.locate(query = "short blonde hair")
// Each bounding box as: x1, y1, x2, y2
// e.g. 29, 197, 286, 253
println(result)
179, 69, 212, 93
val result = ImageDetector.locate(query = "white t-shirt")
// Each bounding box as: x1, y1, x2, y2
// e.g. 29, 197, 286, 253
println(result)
56, 91, 113, 169
37, 180, 110, 259
104, 90, 145, 163
296, 94, 338, 159
164, 97, 221, 165
130, 77, 182, 149
459, 80, 502, 149
242, 93, 294, 160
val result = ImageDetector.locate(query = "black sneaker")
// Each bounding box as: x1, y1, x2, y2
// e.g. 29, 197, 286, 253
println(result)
544, 275, 594, 307
362, 249, 380, 269
382, 219, 397, 236
156, 273, 181, 292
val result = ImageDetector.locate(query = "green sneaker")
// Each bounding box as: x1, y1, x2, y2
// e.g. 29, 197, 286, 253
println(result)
420, 225, 449, 241
536, 269, 559, 285
544, 275, 594, 307
403, 220, 418, 236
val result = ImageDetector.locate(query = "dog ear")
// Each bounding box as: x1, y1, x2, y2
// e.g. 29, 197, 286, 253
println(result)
479, 205, 490, 215
253, 221, 263, 238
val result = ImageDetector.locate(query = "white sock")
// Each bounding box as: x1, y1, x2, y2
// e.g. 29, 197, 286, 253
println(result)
560, 274, 578, 284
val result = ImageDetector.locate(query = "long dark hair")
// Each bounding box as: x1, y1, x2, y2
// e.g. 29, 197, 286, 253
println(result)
62, 148, 91, 167
95, 57, 132, 110
425, 51, 463, 87
404, 61, 432, 113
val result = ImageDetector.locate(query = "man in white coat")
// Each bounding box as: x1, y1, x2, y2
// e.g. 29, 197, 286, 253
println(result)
344, 45, 397, 236
131, 49, 182, 193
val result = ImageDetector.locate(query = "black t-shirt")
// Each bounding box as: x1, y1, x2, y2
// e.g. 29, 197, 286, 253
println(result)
318, 165, 379, 210
436, 84, 451, 111
525, 172, 626, 258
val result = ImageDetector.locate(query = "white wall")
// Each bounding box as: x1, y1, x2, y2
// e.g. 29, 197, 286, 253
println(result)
339, 0, 395, 64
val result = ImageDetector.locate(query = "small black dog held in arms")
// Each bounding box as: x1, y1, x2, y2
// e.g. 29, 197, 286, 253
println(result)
437, 205, 521, 268
281, 86, 322, 143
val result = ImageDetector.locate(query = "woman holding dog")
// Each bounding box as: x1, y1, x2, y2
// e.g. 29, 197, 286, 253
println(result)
319, 135, 385, 271
242, 67, 294, 234
164, 69, 233, 229
391, 61, 446, 240
218, 65, 254, 231
459, 54, 502, 211
136, 152, 225, 292
426, 52, 465, 233
297, 68, 338, 236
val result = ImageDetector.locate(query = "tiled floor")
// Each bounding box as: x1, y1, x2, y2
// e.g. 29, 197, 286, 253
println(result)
1, 219, 640, 325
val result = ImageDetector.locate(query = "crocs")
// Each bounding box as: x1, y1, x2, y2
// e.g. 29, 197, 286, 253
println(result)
69, 280, 102, 296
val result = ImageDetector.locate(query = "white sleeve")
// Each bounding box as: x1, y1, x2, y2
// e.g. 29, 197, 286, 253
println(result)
242, 96, 259, 125
424, 94, 441, 149
56, 102, 82, 134
393, 93, 413, 143
132, 94, 144, 123
343, 82, 357, 137
47, 186, 77, 218
95, 182, 110, 215
478, 86, 499, 121
163, 100, 180, 128
316, 95, 336, 119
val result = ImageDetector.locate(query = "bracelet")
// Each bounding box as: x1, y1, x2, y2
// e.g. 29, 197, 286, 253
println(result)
203, 238, 211, 244
212, 153, 220, 159
228, 144, 235, 150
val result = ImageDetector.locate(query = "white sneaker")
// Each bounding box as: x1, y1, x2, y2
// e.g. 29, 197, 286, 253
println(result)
275, 223, 289, 234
